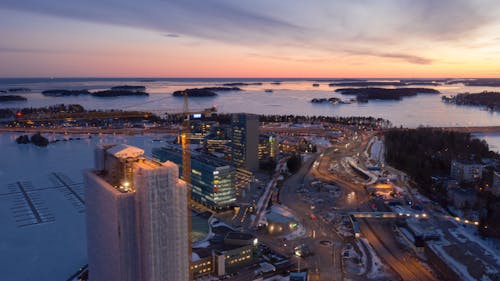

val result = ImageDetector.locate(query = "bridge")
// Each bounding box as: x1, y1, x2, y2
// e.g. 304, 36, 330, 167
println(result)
349, 211, 400, 219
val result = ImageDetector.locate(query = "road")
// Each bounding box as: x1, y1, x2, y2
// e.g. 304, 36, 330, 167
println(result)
278, 150, 347, 281
309, 131, 438, 281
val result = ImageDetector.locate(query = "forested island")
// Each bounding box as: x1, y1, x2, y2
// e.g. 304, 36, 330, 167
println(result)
222, 82, 262, 86
310, 97, 343, 104
110, 85, 146, 91
442, 91, 500, 111
42, 90, 90, 96
329, 80, 440, 87
172, 87, 240, 97
41, 88, 149, 97
335, 87, 439, 102
16, 133, 49, 147
6, 88, 31, 92
92, 90, 149, 97
447, 78, 500, 87
0, 95, 27, 102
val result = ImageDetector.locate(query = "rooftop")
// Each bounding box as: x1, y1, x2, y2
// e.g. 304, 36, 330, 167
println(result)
107, 144, 144, 159
156, 146, 232, 168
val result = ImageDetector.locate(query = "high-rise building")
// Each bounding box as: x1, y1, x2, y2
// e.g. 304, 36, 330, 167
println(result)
85, 144, 189, 281
153, 146, 236, 209
231, 113, 259, 171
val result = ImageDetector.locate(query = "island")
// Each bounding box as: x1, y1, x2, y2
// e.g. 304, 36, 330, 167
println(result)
173, 88, 217, 97
8, 88, 31, 92
202, 87, 241, 92
91, 90, 149, 97
222, 82, 262, 86
16, 133, 49, 146
270, 82, 282, 85
335, 87, 439, 102
447, 78, 500, 87
42, 89, 90, 96
111, 85, 146, 92
0, 95, 27, 102
442, 91, 500, 111
310, 97, 342, 104
172, 87, 240, 97
329, 80, 440, 87
330, 81, 406, 87
312, 83, 320, 87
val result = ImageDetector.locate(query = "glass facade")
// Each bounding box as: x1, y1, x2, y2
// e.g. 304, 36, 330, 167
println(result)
153, 147, 236, 209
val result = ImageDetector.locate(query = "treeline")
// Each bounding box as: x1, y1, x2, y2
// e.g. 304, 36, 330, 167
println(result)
384, 128, 496, 189
442, 91, 500, 111
164, 113, 392, 128
7, 104, 86, 115
259, 114, 391, 128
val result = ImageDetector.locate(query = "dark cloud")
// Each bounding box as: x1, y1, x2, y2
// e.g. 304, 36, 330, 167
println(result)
0, 0, 498, 64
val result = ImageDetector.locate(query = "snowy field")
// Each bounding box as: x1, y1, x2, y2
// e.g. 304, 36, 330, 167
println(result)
0, 132, 189, 281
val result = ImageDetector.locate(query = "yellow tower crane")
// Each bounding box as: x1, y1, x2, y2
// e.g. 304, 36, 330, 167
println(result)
178, 92, 217, 281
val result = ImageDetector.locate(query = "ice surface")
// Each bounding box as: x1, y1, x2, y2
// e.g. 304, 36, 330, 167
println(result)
0, 132, 181, 281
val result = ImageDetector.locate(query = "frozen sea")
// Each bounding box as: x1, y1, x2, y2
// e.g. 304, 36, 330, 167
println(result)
0, 78, 499, 127
0, 132, 208, 281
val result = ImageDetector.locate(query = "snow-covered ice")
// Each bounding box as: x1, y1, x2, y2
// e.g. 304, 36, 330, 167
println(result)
0, 132, 182, 281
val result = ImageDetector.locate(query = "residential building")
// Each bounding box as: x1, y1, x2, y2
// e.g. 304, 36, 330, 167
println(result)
85, 144, 189, 281
153, 147, 236, 209
450, 160, 483, 182
231, 113, 259, 171
492, 170, 500, 196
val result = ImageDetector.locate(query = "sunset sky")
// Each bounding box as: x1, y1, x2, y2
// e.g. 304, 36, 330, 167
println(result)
1, 0, 500, 78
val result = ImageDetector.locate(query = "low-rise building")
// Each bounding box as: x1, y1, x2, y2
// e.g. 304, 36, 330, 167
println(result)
191, 248, 214, 279
450, 160, 483, 182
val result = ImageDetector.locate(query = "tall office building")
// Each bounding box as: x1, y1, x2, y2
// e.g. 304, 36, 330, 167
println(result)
231, 113, 259, 171
85, 144, 189, 281
153, 146, 236, 209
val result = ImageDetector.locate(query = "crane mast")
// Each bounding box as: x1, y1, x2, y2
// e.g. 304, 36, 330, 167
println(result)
181, 92, 193, 281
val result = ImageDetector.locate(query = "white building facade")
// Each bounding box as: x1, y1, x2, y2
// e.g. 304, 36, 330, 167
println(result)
85, 144, 189, 281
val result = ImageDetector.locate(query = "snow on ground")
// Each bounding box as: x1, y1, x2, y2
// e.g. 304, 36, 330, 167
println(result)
369, 137, 384, 164
448, 222, 500, 265
360, 238, 389, 279
270, 205, 296, 219
192, 240, 210, 248
428, 243, 476, 281
281, 224, 306, 241
354, 240, 368, 275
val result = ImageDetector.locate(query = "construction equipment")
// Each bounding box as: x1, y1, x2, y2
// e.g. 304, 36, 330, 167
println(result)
179, 92, 216, 281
